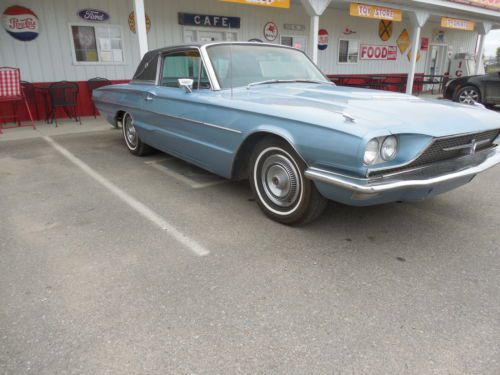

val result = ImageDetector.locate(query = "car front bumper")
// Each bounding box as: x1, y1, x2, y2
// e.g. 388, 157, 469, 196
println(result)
305, 146, 500, 205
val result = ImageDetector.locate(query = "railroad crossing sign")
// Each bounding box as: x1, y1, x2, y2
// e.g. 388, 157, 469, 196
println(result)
379, 20, 393, 41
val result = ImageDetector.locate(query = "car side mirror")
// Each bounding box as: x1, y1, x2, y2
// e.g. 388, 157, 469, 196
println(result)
178, 78, 194, 93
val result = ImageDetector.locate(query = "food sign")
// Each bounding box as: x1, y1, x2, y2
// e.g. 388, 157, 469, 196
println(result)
349, 3, 402, 21
440, 17, 475, 31
1, 5, 39, 41
360, 45, 397, 60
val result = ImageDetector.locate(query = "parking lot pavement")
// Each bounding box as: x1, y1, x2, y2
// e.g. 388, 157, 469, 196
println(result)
1, 129, 500, 375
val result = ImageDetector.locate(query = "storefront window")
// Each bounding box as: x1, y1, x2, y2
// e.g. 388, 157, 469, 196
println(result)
338, 39, 359, 64
70, 24, 124, 64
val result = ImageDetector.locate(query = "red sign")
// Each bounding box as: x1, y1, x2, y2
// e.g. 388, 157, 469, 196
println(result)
360, 44, 397, 60
420, 37, 429, 51
318, 29, 328, 50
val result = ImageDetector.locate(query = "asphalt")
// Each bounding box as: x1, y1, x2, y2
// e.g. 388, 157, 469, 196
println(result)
1, 127, 499, 375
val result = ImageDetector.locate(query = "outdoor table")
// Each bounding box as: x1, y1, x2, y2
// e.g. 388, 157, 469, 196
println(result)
33, 83, 51, 122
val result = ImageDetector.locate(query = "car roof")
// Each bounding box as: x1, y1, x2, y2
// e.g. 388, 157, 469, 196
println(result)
146, 41, 296, 55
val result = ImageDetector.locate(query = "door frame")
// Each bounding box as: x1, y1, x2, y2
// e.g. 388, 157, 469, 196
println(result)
424, 43, 449, 76
183, 26, 239, 43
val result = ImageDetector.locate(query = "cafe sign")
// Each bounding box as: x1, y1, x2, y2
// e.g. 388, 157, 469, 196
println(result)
78, 9, 110, 22
178, 13, 241, 28
360, 44, 397, 60
219, 0, 290, 8
350, 3, 402, 21
440, 17, 475, 31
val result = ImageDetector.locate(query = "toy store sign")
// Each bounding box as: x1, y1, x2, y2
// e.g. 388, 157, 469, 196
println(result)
78, 9, 110, 22
1, 5, 39, 41
360, 44, 397, 60
178, 13, 241, 28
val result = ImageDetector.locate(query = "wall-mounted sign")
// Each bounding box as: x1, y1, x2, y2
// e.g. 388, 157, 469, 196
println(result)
343, 27, 356, 35
178, 13, 240, 28
1, 5, 39, 41
378, 20, 393, 41
420, 37, 429, 51
440, 17, 475, 31
263, 21, 278, 41
360, 44, 397, 60
78, 9, 109, 22
284, 23, 305, 32
128, 11, 151, 33
219, 0, 290, 8
349, 3, 402, 21
407, 49, 421, 62
318, 29, 328, 50
397, 29, 410, 54
448, 0, 500, 11
433, 29, 446, 43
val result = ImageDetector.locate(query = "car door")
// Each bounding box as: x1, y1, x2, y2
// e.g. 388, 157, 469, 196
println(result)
140, 49, 240, 175
483, 72, 500, 104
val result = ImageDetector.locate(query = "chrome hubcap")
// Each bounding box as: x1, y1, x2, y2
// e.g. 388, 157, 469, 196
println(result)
124, 115, 137, 148
459, 89, 479, 105
261, 154, 300, 207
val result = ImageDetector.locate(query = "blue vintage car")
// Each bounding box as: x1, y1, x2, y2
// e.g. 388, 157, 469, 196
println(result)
93, 42, 500, 225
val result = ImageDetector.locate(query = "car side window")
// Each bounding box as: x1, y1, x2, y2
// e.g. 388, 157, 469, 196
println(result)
161, 50, 210, 90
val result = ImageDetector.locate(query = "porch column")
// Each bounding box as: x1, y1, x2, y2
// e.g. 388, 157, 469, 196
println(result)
300, 0, 332, 64
406, 11, 429, 95
474, 22, 492, 75
133, 0, 148, 58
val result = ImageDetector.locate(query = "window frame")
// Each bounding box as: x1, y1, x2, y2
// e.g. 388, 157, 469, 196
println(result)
159, 48, 213, 90
338, 38, 360, 65
68, 22, 126, 66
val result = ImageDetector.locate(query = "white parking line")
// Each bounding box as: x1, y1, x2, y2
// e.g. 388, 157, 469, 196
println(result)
42, 136, 210, 257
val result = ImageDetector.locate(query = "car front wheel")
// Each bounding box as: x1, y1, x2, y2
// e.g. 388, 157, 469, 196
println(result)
249, 138, 327, 225
456, 86, 481, 105
122, 112, 152, 156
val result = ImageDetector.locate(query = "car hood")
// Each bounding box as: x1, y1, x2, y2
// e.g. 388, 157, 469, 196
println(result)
222, 83, 500, 138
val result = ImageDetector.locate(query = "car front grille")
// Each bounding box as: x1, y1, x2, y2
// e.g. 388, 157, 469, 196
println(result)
369, 129, 500, 177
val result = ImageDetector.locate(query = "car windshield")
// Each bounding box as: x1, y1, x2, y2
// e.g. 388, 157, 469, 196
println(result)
206, 44, 328, 89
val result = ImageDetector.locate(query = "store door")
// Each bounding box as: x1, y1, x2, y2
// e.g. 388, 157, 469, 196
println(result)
425, 44, 448, 76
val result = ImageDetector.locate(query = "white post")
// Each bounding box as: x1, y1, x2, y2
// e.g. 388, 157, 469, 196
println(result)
310, 15, 319, 64
406, 25, 421, 95
405, 11, 429, 95
133, 0, 148, 58
475, 34, 486, 75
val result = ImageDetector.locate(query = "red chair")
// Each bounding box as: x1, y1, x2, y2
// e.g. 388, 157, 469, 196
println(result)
0, 67, 35, 134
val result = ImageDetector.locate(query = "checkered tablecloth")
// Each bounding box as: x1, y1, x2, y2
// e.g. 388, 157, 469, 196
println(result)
0, 68, 21, 99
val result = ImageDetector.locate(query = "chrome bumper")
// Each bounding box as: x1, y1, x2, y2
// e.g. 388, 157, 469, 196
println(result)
305, 147, 500, 194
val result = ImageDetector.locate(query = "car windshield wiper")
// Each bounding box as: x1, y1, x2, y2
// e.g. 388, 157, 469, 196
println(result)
247, 79, 332, 89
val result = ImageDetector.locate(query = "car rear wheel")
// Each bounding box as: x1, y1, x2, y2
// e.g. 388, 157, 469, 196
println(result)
122, 112, 152, 156
456, 86, 481, 105
249, 138, 327, 225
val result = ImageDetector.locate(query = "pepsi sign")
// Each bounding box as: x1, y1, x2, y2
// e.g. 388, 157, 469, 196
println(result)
2, 5, 39, 41
318, 29, 328, 50
78, 9, 110, 22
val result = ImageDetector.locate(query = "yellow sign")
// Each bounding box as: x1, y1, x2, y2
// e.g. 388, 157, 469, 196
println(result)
349, 3, 402, 21
407, 49, 421, 62
440, 17, 475, 31
128, 11, 151, 33
378, 20, 393, 41
397, 29, 410, 54
220, 0, 290, 8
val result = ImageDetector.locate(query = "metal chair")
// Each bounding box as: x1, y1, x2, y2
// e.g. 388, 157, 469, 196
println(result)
87, 77, 112, 118
20, 81, 40, 120
47, 81, 81, 126
0, 67, 36, 133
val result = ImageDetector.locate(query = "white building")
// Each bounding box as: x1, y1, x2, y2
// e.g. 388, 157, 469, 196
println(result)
1, 0, 499, 116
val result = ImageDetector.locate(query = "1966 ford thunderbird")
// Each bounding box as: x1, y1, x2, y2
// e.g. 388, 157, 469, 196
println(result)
92, 42, 500, 225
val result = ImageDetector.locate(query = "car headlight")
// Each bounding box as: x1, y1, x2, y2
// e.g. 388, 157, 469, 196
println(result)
363, 138, 380, 165
363, 136, 399, 165
381, 136, 398, 161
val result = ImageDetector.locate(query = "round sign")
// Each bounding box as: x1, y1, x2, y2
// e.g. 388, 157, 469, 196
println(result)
263, 22, 278, 42
128, 11, 151, 33
1, 5, 39, 41
318, 29, 328, 50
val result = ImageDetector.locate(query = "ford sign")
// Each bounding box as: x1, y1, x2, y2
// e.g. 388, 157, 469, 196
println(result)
78, 9, 110, 22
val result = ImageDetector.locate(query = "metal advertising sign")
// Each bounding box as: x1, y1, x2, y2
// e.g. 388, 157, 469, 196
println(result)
219, 0, 290, 8
128, 11, 151, 33
178, 13, 241, 28
263, 21, 278, 41
78, 9, 110, 22
1, 5, 39, 41
378, 20, 393, 41
440, 17, 475, 31
349, 3, 402, 22
360, 44, 397, 60
448, 0, 500, 11
318, 29, 329, 50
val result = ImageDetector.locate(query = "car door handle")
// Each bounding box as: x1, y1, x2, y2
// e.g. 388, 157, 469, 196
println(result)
144, 94, 154, 101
